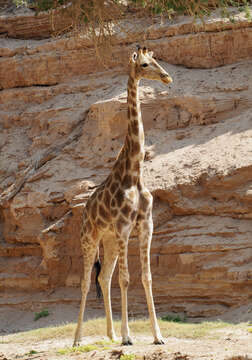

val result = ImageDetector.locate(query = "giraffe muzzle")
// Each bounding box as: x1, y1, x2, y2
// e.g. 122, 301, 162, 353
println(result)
161, 74, 173, 84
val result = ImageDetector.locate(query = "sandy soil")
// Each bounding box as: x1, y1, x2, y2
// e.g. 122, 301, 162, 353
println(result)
1, 292, 252, 360
1, 329, 252, 360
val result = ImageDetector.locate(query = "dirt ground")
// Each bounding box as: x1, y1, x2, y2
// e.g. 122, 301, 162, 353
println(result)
1, 328, 252, 360
1, 292, 252, 360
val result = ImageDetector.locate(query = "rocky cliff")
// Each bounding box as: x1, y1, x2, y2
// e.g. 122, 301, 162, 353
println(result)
0, 6, 252, 319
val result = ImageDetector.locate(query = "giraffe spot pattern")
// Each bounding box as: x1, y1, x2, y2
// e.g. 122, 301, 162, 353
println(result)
103, 189, 111, 210
131, 90, 136, 98
114, 170, 121, 181
131, 140, 140, 156
115, 188, 124, 208
132, 99, 137, 108
99, 204, 110, 221
131, 107, 137, 117
130, 209, 137, 221
91, 201, 98, 220
121, 203, 132, 218
110, 181, 119, 194
117, 160, 125, 175
97, 217, 107, 229
126, 158, 131, 171
131, 119, 139, 135
122, 174, 132, 188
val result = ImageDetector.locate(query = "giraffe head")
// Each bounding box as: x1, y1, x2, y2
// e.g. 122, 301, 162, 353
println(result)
129, 46, 173, 84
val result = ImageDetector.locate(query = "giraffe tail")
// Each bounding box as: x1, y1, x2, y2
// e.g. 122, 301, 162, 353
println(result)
94, 250, 102, 299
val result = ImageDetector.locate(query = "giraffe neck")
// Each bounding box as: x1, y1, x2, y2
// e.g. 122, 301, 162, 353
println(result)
124, 75, 145, 177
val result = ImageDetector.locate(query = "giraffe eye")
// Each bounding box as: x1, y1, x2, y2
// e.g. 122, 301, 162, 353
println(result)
141, 63, 148, 67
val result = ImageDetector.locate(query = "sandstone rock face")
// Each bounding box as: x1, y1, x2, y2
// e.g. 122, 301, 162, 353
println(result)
0, 9, 252, 319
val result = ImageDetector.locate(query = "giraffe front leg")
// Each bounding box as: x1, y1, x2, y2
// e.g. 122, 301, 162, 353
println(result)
73, 234, 99, 347
138, 206, 164, 345
98, 238, 118, 341
118, 236, 133, 346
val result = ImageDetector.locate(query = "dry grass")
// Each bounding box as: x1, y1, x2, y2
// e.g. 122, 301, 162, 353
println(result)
2, 318, 248, 344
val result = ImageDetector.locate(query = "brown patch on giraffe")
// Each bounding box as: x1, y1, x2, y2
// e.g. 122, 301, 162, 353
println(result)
110, 181, 119, 194
131, 90, 136, 98
127, 108, 130, 118
132, 99, 137, 108
131, 140, 140, 156
115, 188, 124, 208
126, 158, 131, 171
131, 210, 137, 221
98, 191, 103, 202
131, 119, 139, 135
96, 217, 107, 229
128, 76, 134, 88
121, 203, 132, 218
99, 204, 110, 221
125, 136, 131, 152
117, 160, 125, 175
131, 107, 137, 118
91, 201, 98, 220
111, 208, 118, 217
118, 239, 124, 248
120, 278, 129, 288
133, 161, 140, 172
122, 174, 132, 188
114, 170, 121, 182
111, 198, 116, 207
103, 189, 111, 209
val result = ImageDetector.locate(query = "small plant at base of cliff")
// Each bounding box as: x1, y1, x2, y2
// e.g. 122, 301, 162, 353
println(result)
34, 309, 49, 321
27, 350, 38, 355
161, 314, 186, 323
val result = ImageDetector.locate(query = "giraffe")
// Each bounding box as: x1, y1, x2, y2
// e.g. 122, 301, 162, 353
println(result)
73, 46, 173, 347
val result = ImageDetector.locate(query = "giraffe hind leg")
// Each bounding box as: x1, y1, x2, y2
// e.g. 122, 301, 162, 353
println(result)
138, 213, 164, 345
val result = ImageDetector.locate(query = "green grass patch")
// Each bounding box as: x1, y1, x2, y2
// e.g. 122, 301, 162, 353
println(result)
58, 344, 98, 355
34, 309, 49, 321
120, 355, 135, 360
27, 350, 38, 355
161, 314, 186, 323
94, 339, 119, 346
2, 317, 248, 345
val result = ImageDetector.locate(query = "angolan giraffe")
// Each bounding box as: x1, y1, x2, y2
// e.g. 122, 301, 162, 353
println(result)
73, 46, 173, 346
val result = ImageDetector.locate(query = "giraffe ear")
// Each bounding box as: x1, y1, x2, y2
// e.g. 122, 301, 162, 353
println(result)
148, 51, 154, 58
131, 52, 137, 62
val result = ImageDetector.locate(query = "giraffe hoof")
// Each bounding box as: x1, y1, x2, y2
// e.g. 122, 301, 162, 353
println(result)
122, 338, 133, 346
153, 338, 165, 345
